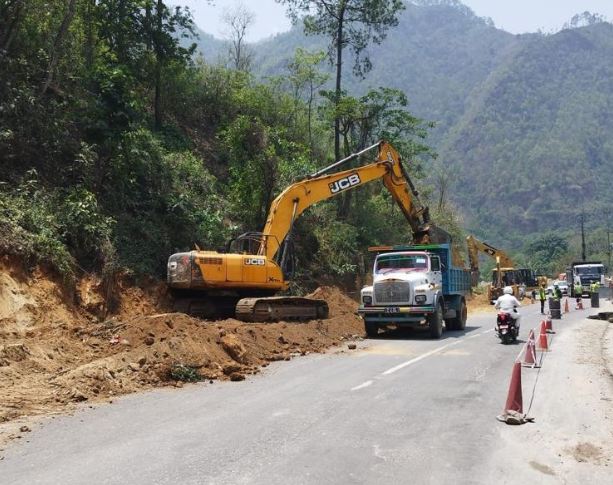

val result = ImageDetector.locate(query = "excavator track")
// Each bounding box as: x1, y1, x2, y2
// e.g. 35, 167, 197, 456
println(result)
235, 296, 329, 323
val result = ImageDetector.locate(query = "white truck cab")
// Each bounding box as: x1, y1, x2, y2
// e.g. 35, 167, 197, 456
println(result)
358, 244, 471, 339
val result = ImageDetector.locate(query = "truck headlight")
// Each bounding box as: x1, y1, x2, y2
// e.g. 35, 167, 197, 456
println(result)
415, 295, 427, 304
362, 295, 372, 305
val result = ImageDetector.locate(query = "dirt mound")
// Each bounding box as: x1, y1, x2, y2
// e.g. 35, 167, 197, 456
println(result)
0, 258, 364, 434
307, 286, 358, 317
467, 291, 494, 314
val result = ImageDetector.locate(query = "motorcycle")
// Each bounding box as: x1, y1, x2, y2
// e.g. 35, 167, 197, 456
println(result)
496, 311, 519, 344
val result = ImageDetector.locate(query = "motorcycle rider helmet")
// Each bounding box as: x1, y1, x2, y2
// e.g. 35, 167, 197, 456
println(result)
503, 286, 513, 295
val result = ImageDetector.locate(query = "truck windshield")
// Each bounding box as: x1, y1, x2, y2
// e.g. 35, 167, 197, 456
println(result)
576, 266, 604, 275
375, 255, 428, 274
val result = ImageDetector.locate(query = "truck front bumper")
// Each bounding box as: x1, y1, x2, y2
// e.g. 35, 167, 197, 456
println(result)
358, 305, 434, 325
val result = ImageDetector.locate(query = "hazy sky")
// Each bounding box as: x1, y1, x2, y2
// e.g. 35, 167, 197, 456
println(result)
176, 0, 613, 42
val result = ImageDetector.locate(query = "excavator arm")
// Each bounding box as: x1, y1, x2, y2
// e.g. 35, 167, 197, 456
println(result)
260, 141, 444, 261
466, 235, 514, 273
466, 235, 518, 302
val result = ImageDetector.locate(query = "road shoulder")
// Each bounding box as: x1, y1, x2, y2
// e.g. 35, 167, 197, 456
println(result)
482, 303, 613, 483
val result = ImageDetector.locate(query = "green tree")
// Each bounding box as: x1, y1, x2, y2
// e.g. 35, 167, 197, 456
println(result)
277, 0, 404, 162
524, 232, 570, 275
287, 48, 329, 152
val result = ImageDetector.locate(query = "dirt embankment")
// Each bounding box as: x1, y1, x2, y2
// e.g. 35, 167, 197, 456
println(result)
0, 258, 364, 431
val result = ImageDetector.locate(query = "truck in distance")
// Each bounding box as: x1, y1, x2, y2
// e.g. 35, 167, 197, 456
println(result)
566, 262, 606, 297
358, 243, 472, 339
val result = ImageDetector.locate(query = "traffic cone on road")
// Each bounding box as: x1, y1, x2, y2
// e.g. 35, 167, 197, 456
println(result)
545, 313, 554, 333
504, 362, 523, 413
577, 298, 584, 310
496, 362, 533, 424
537, 321, 549, 351
564, 298, 570, 313
521, 330, 538, 368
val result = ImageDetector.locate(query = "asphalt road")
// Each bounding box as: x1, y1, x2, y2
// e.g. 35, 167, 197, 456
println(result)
0, 301, 602, 484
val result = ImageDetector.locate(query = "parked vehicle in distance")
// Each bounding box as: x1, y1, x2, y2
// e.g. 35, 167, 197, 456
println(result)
547, 281, 568, 295
558, 282, 569, 295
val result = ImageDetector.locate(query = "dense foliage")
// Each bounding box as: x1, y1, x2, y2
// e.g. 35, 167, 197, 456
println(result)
0, 0, 442, 289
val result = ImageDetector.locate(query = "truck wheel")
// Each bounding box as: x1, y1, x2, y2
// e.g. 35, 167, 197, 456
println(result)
364, 321, 379, 338
454, 300, 467, 331
428, 302, 443, 339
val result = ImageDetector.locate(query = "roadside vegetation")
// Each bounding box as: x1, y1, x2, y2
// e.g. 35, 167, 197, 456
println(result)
0, 0, 462, 290
2, 1, 607, 289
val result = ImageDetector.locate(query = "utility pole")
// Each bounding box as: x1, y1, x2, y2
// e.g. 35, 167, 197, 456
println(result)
580, 211, 586, 261
607, 214, 611, 272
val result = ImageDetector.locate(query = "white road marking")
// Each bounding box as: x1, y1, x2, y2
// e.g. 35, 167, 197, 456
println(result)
381, 340, 460, 376
351, 327, 494, 390
351, 380, 374, 391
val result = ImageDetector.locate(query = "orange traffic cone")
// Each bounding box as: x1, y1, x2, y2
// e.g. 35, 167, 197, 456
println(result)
496, 362, 533, 424
537, 321, 549, 351
504, 361, 523, 413
521, 330, 538, 368
564, 299, 570, 313
577, 298, 584, 310
545, 313, 553, 333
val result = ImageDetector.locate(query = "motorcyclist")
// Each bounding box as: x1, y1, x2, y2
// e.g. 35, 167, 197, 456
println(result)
494, 286, 521, 327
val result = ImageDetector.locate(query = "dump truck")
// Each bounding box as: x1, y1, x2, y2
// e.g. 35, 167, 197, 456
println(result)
358, 243, 472, 339
566, 262, 605, 297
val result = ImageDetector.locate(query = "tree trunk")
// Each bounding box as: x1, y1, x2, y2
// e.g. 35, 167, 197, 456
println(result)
41, 0, 77, 95
154, 0, 163, 130
85, 0, 96, 69
334, 7, 344, 162
308, 81, 314, 155
0, 0, 25, 57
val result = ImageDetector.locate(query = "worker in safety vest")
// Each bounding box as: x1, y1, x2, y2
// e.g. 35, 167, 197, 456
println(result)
590, 281, 599, 294
574, 281, 583, 308
538, 284, 547, 314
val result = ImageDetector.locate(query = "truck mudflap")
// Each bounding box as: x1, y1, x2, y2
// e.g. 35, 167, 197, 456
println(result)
358, 305, 434, 324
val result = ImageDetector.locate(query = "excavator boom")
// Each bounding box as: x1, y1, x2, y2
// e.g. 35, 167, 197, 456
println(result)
260, 141, 444, 261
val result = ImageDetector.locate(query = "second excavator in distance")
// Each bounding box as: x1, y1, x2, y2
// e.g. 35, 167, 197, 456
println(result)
466, 235, 541, 303
167, 141, 450, 322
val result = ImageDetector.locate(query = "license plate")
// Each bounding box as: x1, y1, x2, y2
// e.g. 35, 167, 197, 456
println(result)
384, 307, 400, 314
499, 325, 508, 329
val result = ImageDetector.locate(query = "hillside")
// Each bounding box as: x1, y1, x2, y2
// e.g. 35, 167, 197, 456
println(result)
248, 1, 613, 251
441, 22, 613, 244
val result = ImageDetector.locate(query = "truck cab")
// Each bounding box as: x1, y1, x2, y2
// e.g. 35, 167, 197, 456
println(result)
358, 244, 471, 339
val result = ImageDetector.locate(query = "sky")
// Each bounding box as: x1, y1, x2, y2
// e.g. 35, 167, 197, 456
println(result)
175, 0, 613, 42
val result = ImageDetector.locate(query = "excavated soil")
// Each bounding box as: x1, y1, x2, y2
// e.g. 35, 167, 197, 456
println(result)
0, 257, 363, 444
466, 291, 495, 314
1, 255, 491, 446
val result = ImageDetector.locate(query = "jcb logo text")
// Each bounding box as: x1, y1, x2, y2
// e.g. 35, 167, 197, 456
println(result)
329, 174, 361, 194
245, 258, 265, 266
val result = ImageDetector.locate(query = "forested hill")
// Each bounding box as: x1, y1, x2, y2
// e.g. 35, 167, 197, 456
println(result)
249, 1, 613, 256
440, 22, 613, 244
254, 0, 518, 143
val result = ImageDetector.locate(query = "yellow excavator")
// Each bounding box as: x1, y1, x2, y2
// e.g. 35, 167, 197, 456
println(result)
465, 235, 517, 303
167, 141, 450, 321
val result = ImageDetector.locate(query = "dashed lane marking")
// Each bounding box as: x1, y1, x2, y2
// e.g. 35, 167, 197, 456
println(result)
351, 380, 374, 391
351, 327, 495, 390
381, 340, 460, 376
